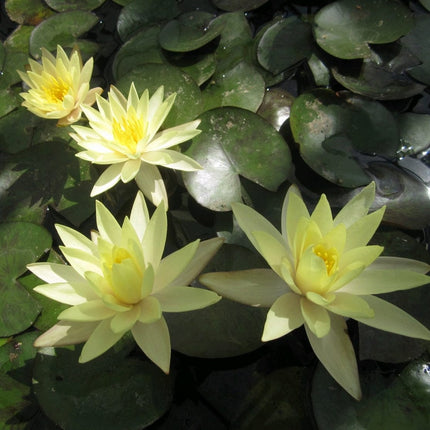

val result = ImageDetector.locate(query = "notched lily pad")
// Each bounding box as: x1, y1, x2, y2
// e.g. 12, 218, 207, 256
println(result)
159, 11, 224, 52
257, 17, 313, 75
183, 107, 291, 211
29, 11, 99, 58
314, 0, 413, 59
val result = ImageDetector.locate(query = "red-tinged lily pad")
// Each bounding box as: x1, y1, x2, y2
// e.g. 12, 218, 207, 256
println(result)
5, 0, 54, 26
0, 222, 51, 336
183, 107, 292, 211
314, 0, 413, 60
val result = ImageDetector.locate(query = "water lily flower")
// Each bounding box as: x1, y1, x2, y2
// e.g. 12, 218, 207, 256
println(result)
28, 191, 222, 373
200, 183, 430, 399
18, 45, 102, 126
70, 83, 202, 208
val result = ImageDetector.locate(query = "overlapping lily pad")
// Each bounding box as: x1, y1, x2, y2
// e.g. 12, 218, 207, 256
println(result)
183, 107, 291, 211
314, 0, 413, 59
5, 0, 54, 25
44, 0, 106, 12
0, 222, 51, 336
212, 0, 269, 11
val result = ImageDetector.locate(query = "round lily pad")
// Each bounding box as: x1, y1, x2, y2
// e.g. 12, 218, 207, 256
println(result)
212, 0, 269, 11
179, 53, 216, 86
116, 63, 203, 127
256, 87, 294, 131
29, 11, 99, 58
201, 61, 265, 112
314, 0, 413, 59
44, 0, 106, 12
257, 17, 313, 74
183, 107, 291, 211
33, 346, 173, 430
5, 0, 54, 26
159, 11, 224, 52
117, 0, 179, 42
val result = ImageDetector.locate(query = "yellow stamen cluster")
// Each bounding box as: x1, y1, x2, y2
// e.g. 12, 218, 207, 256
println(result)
313, 244, 338, 275
42, 75, 70, 103
112, 109, 146, 153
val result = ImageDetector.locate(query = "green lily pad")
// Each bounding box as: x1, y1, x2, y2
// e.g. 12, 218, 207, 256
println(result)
166, 244, 268, 358
29, 11, 99, 58
401, 15, 430, 86
332, 56, 426, 100
0, 87, 22, 119
307, 53, 331, 87
202, 61, 265, 112
5, 0, 54, 26
179, 53, 216, 86
314, 0, 413, 60
212, 0, 269, 11
33, 346, 173, 430
0, 331, 39, 373
44, 0, 106, 12
159, 11, 224, 52
112, 26, 166, 80
256, 87, 294, 131
0, 222, 51, 336
396, 113, 430, 155
418, 0, 430, 11
0, 43, 29, 91
116, 63, 203, 128
290, 90, 372, 187
4, 25, 33, 52
312, 358, 430, 430
117, 0, 179, 42
257, 17, 313, 74
183, 107, 292, 211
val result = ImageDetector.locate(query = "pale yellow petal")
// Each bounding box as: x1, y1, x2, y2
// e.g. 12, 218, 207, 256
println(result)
129, 190, 150, 242
310, 194, 333, 236
305, 315, 361, 400
140, 149, 202, 171
338, 245, 383, 271
154, 285, 220, 312
153, 240, 200, 292
334, 182, 375, 228
55, 224, 97, 255
110, 305, 141, 333
339, 269, 430, 295
27, 262, 85, 284
91, 163, 123, 197
132, 317, 171, 374
34, 321, 97, 347
325, 292, 374, 318
300, 297, 330, 338
262, 293, 304, 341
365, 256, 430, 273
285, 189, 310, 251
121, 158, 141, 183
295, 247, 331, 294
79, 319, 125, 363
355, 295, 430, 340
110, 259, 143, 304
137, 296, 162, 324
96, 199, 122, 244
58, 300, 117, 322
200, 269, 288, 307
59, 246, 102, 277
34, 282, 91, 305
134, 163, 168, 208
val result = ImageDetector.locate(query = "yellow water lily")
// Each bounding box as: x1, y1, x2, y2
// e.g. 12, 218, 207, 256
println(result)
70, 83, 202, 208
18, 45, 102, 126
28, 191, 222, 373
200, 183, 430, 399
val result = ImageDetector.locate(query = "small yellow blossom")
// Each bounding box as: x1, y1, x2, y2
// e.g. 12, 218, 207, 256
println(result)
200, 183, 430, 399
18, 45, 102, 126
70, 83, 202, 208
28, 191, 222, 372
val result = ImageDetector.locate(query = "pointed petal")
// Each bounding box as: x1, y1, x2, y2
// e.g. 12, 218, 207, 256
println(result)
153, 240, 200, 292
200, 269, 288, 307
91, 163, 123, 197
130, 191, 149, 242
339, 245, 383, 271
141, 203, 167, 272
34, 321, 97, 347
356, 295, 430, 340
154, 285, 220, 312
58, 300, 117, 322
110, 305, 140, 333
339, 269, 430, 295
140, 150, 202, 171
281, 184, 302, 239
27, 262, 85, 284
121, 158, 141, 183
300, 298, 330, 338
56, 224, 97, 255
365, 256, 430, 273
251, 230, 291, 278
343, 207, 385, 252
167, 237, 224, 287
34, 282, 91, 305
132, 317, 171, 373
334, 182, 375, 228
232, 202, 286, 256
305, 315, 361, 400
96, 200, 122, 244
80, 319, 125, 363
135, 164, 168, 208
311, 194, 333, 236
59, 246, 102, 277
285, 189, 310, 251
137, 296, 162, 324
326, 292, 374, 318
262, 293, 304, 341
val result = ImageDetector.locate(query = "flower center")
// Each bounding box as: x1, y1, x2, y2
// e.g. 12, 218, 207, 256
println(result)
112, 247, 132, 265
112, 108, 146, 153
313, 244, 338, 275
42, 75, 70, 103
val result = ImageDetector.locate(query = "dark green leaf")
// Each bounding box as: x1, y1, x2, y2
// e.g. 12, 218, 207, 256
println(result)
212, 0, 269, 11
5, 0, 54, 26
44, 0, 106, 12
